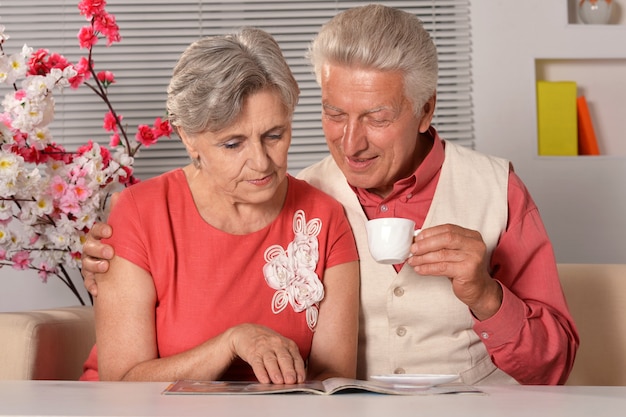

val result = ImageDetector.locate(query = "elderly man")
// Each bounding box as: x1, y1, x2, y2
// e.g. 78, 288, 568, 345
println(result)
81, 4, 578, 385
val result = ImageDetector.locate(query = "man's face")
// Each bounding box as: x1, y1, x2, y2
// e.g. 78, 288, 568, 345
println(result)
320, 63, 433, 198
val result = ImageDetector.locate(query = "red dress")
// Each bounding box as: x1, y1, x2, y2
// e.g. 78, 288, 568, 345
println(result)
80, 171, 358, 381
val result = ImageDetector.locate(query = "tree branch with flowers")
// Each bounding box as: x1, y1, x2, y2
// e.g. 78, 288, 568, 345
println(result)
0, 0, 172, 305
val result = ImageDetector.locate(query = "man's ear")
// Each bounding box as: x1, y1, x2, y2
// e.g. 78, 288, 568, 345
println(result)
418, 93, 437, 134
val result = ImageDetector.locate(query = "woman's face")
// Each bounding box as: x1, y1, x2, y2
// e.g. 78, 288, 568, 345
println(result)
181, 89, 292, 205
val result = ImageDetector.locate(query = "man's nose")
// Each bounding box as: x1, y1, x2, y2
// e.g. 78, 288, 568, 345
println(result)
342, 119, 367, 155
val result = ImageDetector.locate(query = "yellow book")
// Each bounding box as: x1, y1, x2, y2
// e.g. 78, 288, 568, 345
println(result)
536, 81, 578, 156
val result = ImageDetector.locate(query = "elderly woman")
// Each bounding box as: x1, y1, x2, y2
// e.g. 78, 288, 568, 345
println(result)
80, 28, 359, 384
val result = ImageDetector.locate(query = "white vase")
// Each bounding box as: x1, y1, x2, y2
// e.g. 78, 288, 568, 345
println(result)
578, 0, 614, 24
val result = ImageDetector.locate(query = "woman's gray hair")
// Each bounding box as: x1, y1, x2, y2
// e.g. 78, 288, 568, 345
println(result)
308, 4, 438, 116
167, 27, 300, 135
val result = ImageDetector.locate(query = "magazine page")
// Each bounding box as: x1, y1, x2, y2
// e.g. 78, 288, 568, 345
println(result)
163, 380, 326, 395
320, 378, 481, 395
163, 378, 483, 396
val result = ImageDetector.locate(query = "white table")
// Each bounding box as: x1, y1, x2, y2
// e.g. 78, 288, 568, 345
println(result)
0, 381, 625, 417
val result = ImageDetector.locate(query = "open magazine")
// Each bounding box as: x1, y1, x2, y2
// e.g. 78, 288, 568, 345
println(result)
162, 377, 482, 396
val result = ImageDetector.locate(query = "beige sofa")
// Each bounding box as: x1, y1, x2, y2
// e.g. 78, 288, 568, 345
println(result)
0, 306, 94, 380
1, 264, 625, 384
559, 263, 626, 386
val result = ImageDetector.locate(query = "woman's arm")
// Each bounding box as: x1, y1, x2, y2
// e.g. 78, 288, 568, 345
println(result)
95, 255, 307, 383
306, 261, 360, 380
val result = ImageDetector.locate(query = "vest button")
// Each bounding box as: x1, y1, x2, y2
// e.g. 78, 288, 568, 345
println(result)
393, 287, 405, 297
396, 326, 407, 337
394, 368, 406, 374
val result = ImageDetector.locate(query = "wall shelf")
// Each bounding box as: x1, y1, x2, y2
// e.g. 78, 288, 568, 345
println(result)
535, 58, 626, 157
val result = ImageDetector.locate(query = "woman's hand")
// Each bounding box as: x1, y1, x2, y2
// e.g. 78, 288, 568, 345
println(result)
228, 324, 306, 384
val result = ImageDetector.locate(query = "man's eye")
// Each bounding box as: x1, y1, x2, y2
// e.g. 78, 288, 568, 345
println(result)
369, 118, 391, 127
324, 113, 345, 122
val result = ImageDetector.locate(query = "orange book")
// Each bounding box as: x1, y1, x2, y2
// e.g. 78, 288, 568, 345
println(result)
576, 96, 600, 155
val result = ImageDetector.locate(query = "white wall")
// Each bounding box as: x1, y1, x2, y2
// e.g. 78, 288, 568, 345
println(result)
0, 268, 91, 312
472, 0, 626, 264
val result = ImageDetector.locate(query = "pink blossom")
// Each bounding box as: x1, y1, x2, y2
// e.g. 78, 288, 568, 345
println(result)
38, 263, 55, 283
153, 117, 173, 138
27, 49, 71, 76
47, 52, 71, 70
78, 26, 98, 49
71, 56, 92, 85
136, 124, 157, 147
27, 49, 51, 75
11, 251, 30, 270
99, 144, 112, 166
119, 165, 135, 184
49, 176, 68, 199
71, 178, 93, 202
109, 133, 120, 147
97, 70, 115, 87
76, 140, 94, 155
94, 12, 121, 46
69, 166, 88, 181
102, 110, 118, 132
59, 193, 81, 215
14, 89, 27, 100
68, 58, 92, 88
78, 0, 107, 20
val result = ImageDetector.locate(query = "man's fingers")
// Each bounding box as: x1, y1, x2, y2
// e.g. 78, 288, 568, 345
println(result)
89, 222, 113, 240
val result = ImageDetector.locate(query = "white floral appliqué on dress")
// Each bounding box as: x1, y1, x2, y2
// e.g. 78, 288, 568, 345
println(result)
263, 210, 323, 331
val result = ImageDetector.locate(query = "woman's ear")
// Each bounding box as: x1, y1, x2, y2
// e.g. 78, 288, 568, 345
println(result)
418, 93, 437, 134
177, 127, 197, 155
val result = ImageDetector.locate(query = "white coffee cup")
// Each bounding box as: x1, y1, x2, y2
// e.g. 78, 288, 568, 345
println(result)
365, 217, 421, 264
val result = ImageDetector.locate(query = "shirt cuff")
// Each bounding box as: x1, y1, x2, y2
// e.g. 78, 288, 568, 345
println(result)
472, 280, 526, 347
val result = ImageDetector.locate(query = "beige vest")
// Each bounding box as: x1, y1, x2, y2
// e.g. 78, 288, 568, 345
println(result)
298, 142, 518, 385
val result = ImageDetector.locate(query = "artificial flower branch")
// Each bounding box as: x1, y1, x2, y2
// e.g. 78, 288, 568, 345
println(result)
0, 0, 172, 305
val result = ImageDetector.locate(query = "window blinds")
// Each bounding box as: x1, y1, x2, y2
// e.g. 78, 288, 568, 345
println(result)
1, 0, 471, 179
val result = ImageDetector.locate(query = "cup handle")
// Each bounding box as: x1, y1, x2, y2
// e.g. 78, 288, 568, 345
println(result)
413, 229, 421, 236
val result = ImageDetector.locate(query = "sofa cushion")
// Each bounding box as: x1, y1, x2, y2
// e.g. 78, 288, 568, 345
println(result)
0, 306, 95, 380
559, 263, 626, 386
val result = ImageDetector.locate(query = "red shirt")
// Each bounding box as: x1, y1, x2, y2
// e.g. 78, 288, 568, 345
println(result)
353, 132, 579, 384
81, 172, 358, 381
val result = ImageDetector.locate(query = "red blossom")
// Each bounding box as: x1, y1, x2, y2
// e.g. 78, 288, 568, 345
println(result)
99, 144, 112, 166
45, 143, 72, 163
78, 0, 107, 20
78, 26, 98, 49
135, 124, 158, 147
94, 12, 121, 46
76, 140, 94, 155
68, 57, 93, 88
97, 70, 115, 87
153, 117, 173, 138
26, 49, 71, 76
27, 49, 51, 75
109, 133, 120, 147
47, 52, 71, 70
102, 110, 118, 132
